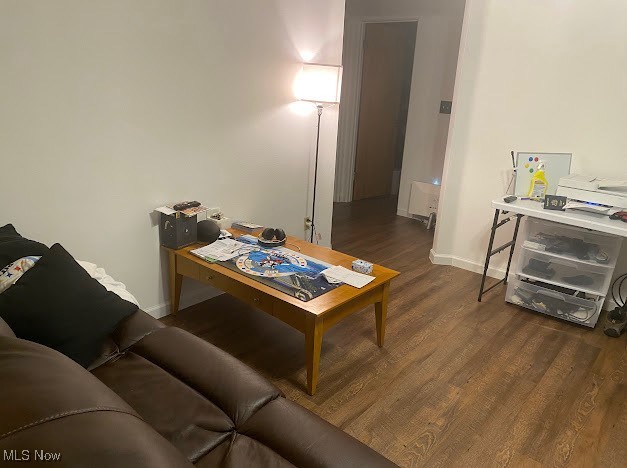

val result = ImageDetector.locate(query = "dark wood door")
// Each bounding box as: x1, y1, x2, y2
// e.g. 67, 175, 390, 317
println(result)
352, 22, 417, 201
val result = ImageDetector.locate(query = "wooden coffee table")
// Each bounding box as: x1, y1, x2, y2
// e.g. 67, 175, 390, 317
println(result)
166, 231, 399, 394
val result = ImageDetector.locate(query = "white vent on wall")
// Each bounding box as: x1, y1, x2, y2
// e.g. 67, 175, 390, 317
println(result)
408, 182, 440, 217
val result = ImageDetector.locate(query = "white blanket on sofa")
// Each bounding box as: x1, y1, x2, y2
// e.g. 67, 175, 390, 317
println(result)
78, 261, 139, 307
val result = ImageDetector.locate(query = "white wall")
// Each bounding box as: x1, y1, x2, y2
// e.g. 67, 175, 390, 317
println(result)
433, 0, 627, 300
334, 0, 465, 207
0, 0, 345, 317
396, 14, 463, 217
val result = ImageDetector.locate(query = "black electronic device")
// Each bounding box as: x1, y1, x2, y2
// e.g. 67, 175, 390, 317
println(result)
159, 212, 197, 249
197, 219, 221, 244
504, 195, 517, 203
258, 227, 286, 248
543, 195, 567, 211
173, 201, 201, 211
605, 272, 627, 337
604, 306, 626, 337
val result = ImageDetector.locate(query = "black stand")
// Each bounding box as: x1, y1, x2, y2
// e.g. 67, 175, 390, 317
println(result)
310, 105, 323, 243
477, 209, 524, 302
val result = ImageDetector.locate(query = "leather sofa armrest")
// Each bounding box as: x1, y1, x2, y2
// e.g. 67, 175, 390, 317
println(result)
0, 336, 137, 438
111, 309, 166, 351
240, 397, 398, 468
88, 310, 165, 371
0, 411, 194, 468
0, 336, 192, 468
0, 316, 15, 338
130, 327, 283, 427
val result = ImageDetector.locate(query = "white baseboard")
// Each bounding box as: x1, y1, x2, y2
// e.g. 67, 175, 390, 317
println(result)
396, 208, 409, 218
144, 289, 223, 319
397, 209, 434, 223
429, 249, 505, 279
428, 248, 437, 264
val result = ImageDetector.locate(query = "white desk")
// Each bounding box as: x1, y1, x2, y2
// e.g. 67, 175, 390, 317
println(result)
478, 197, 627, 303
492, 198, 627, 237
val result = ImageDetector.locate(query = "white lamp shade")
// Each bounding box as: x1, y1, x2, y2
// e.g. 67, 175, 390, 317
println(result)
293, 63, 342, 104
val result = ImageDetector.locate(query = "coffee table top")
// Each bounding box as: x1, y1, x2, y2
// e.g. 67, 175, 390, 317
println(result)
170, 229, 399, 316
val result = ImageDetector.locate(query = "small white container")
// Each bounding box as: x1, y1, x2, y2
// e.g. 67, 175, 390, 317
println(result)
352, 259, 373, 274
213, 217, 231, 229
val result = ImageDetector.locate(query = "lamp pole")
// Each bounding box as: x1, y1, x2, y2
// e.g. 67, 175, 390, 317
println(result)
310, 104, 323, 243
295, 63, 342, 243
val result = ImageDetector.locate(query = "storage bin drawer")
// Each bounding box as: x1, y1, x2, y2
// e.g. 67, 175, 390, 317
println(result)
516, 248, 613, 295
506, 277, 601, 327
522, 217, 622, 268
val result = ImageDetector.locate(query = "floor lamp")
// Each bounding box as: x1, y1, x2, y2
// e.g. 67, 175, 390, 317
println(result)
294, 63, 342, 243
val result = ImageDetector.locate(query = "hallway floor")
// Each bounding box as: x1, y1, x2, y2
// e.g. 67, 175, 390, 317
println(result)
165, 197, 626, 467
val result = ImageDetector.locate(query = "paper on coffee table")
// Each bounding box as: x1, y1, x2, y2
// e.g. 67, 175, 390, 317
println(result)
191, 239, 250, 262
322, 266, 375, 289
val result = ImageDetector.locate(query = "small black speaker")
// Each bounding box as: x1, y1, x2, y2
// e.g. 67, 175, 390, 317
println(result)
197, 219, 221, 244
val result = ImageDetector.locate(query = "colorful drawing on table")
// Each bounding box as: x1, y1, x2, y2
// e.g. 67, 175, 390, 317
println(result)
218, 236, 342, 302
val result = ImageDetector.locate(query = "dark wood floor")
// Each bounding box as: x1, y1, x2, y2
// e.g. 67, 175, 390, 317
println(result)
163, 197, 626, 467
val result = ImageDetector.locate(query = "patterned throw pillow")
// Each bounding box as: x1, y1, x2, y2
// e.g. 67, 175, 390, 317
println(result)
0, 256, 41, 293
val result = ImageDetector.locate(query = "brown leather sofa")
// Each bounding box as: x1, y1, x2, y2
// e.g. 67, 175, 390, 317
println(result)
0, 310, 395, 467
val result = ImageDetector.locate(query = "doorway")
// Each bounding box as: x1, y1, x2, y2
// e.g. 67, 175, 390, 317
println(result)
331, 0, 466, 257
352, 22, 417, 201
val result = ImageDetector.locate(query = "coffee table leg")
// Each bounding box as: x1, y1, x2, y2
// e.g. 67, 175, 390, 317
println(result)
375, 282, 390, 347
168, 250, 183, 315
305, 315, 323, 395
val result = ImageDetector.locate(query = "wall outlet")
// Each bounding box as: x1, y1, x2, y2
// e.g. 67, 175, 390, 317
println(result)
439, 100, 452, 114
304, 217, 312, 229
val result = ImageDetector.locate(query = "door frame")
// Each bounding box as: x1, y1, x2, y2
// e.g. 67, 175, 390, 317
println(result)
334, 15, 420, 203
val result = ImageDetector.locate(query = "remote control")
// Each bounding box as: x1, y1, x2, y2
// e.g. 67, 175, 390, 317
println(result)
504, 196, 517, 203
173, 201, 201, 211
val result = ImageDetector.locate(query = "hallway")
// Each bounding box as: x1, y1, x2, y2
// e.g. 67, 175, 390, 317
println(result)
331, 196, 433, 259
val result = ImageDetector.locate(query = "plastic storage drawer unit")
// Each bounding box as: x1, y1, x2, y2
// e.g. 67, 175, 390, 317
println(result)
522, 217, 622, 268
506, 277, 602, 327
516, 248, 615, 296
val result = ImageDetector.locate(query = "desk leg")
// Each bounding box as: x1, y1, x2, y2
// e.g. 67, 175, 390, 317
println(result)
168, 250, 183, 315
375, 282, 390, 347
305, 315, 323, 395
478, 209, 501, 302
478, 211, 524, 301
504, 214, 522, 284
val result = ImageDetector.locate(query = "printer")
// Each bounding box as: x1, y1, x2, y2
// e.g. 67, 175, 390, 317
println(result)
556, 174, 627, 209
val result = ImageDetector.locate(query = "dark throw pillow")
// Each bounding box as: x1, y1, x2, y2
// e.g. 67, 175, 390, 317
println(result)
0, 243, 138, 367
0, 224, 49, 268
